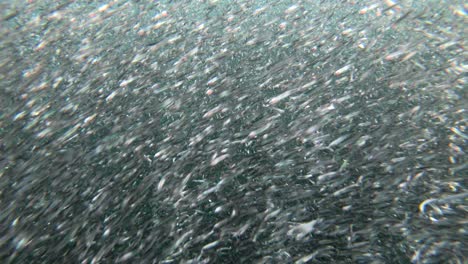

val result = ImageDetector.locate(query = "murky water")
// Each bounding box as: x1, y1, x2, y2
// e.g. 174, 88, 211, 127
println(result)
0, 1, 466, 263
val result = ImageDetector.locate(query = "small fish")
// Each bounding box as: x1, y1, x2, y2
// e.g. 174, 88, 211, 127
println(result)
334, 64, 352, 76
392, 11, 412, 26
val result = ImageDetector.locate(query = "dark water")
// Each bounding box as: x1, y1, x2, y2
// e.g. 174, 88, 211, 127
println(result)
0, 1, 466, 263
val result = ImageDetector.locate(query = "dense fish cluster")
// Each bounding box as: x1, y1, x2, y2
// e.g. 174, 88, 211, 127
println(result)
1, 0, 467, 263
